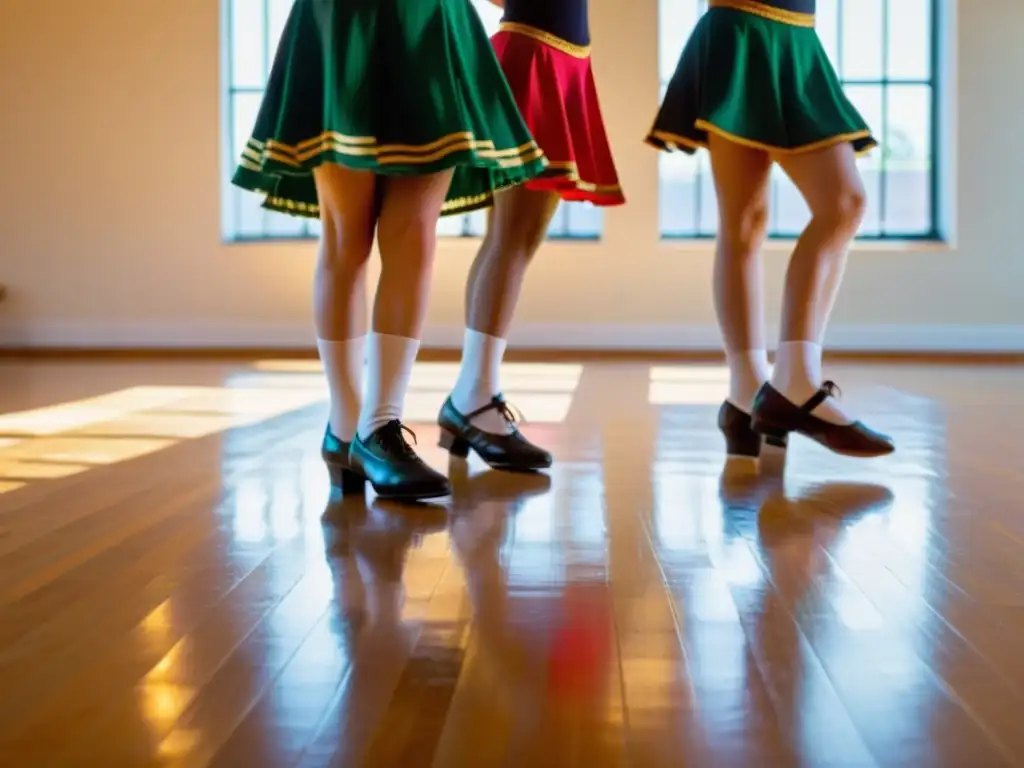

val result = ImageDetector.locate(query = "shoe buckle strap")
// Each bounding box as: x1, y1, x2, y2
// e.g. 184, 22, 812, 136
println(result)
799, 381, 841, 414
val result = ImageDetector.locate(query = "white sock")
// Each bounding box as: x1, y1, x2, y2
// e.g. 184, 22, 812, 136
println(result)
450, 329, 512, 435
317, 336, 366, 442
725, 349, 770, 413
770, 341, 852, 425
357, 333, 420, 439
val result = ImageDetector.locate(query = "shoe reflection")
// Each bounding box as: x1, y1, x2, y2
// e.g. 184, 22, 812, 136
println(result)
718, 457, 894, 538
322, 490, 448, 634
756, 480, 895, 545
447, 466, 612, 764
318, 491, 448, 764
723, 474, 894, 761
447, 460, 553, 512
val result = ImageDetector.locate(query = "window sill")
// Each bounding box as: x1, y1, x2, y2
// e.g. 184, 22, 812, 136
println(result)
658, 237, 952, 254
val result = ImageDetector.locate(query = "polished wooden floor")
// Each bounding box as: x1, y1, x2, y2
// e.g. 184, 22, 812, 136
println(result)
1, 358, 1023, 767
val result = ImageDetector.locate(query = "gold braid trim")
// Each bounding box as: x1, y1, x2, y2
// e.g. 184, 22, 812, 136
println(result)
708, 0, 815, 27
644, 124, 877, 158
497, 22, 591, 58
237, 130, 549, 219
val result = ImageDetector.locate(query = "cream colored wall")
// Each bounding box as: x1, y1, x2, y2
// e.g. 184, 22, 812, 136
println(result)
1, 0, 1021, 351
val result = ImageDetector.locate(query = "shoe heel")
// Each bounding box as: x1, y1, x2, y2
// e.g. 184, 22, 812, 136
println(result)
757, 425, 790, 450
438, 428, 471, 459
719, 402, 762, 459
722, 429, 761, 459
328, 464, 366, 494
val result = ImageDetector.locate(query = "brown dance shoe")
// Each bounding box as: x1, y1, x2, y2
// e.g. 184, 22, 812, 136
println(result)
718, 400, 787, 459
750, 382, 895, 458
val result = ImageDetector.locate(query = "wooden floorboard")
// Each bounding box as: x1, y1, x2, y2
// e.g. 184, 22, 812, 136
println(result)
0, 358, 1022, 766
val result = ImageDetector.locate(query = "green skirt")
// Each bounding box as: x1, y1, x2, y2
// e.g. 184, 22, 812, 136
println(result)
232, 0, 548, 219
646, 4, 877, 156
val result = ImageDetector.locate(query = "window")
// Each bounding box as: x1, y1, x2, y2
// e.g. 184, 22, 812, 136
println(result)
658, 0, 939, 239
223, 0, 601, 241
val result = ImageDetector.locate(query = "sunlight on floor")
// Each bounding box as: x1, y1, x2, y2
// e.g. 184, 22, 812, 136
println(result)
0, 362, 753, 497
0, 362, 588, 496
0, 384, 327, 494
648, 365, 732, 406
245, 361, 585, 423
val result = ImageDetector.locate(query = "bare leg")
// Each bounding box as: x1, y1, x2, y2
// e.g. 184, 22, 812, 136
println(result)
465, 186, 561, 335
452, 186, 561, 435
770, 143, 866, 424
707, 134, 773, 412
343, 169, 455, 501
312, 164, 377, 441
358, 169, 455, 437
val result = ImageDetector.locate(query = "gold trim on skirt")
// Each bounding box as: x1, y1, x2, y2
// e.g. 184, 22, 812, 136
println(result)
497, 21, 591, 58
708, 0, 815, 27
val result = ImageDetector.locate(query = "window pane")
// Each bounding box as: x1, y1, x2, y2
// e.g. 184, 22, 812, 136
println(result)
844, 85, 884, 236
235, 187, 268, 238
465, 210, 488, 237
887, 0, 931, 81
267, 0, 293, 63
556, 203, 602, 238
230, 0, 265, 89
884, 85, 932, 234
547, 204, 570, 238
263, 209, 306, 238
772, 167, 810, 236
696, 153, 717, 235
659, 152, 700, 237
815, 0, 840, 69
659, 0, 703, 83
436, 215, 466, 237
231, 91, 263, 161
840, 0, 884, 80
470, 0, 502, 34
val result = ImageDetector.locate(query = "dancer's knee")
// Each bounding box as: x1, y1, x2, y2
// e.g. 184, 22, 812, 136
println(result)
719, 201, 769, 260
811, 183, 866, 243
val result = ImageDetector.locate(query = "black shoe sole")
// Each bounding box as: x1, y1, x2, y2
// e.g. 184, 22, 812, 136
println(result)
370, 483, 452, 501
438, 427, 552, 472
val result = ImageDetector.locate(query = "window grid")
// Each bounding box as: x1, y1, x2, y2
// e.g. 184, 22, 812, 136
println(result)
223, 0, 601, 242
224, 0, 940, 243
658, 0, 939, 240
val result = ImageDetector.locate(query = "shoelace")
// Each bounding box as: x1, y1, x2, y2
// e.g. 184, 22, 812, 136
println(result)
495, 397, 525, 425
468, 395, 525, 425
374, 420, 418, 457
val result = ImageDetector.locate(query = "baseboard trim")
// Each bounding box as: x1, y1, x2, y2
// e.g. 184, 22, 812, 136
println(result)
3, 323, 1024, 356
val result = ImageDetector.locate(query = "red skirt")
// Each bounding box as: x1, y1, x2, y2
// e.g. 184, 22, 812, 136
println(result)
491, 24, 625, 207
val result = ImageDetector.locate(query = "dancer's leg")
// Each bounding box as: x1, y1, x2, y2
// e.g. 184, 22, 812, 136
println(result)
452, 186, 560, 435
707, 134, 774, 413
751, 143, 892, 457
771, 143, 866, 425
349, 169, 455, 500
313, 165, 377, 442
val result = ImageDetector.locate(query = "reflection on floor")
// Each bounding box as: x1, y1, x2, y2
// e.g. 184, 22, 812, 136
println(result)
0, 359, 1021, 766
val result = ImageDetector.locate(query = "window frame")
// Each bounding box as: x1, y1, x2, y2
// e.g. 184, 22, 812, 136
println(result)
220, 0, 602, 243
221, 0, 944, 245
656, 0, 943, 243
